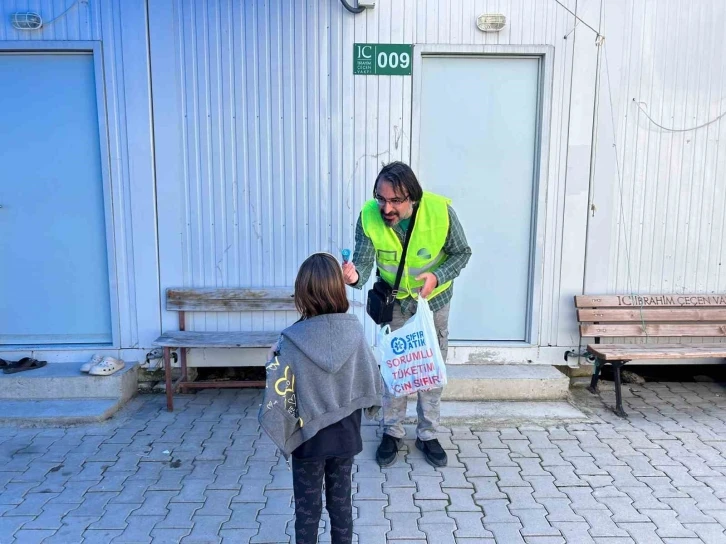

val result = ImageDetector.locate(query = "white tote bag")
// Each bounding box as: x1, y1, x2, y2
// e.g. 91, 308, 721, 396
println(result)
377, 297, 447, 397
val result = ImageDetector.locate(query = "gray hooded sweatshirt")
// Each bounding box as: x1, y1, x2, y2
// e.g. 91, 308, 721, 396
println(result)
258, 313, 383, 458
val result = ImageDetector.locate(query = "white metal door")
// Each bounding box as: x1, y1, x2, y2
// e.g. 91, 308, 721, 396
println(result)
416, 55, 541, 342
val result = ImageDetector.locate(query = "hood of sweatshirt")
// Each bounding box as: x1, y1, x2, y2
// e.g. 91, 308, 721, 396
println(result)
281, 313, 364, 374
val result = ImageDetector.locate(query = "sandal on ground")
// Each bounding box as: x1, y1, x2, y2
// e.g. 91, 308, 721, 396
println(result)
89, 356, 125, 376
81, 354, 104, 373
2, 357, 47, 374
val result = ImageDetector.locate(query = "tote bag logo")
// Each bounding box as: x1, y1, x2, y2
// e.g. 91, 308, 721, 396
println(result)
391, 337, 406, 355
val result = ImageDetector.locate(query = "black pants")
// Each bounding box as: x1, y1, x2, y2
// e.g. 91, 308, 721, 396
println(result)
291, 456, 354, 544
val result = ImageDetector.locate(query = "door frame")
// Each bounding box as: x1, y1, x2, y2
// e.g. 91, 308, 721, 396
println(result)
0, 41, 119, 348
411, 44, 554, 346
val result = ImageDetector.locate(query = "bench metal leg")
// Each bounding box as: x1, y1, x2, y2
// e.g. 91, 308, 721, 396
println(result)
164, 347, 173, 412
612, 361, 627, 418
588, 357, 604, 394
180, 347, 188, 394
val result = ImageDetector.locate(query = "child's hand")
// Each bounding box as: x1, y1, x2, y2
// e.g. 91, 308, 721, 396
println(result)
266, 339, 280, 362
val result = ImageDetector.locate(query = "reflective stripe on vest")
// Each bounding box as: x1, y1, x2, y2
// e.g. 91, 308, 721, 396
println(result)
361, 191, 453, 300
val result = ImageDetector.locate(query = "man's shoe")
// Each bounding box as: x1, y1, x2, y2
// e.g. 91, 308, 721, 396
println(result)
376, 434, 401, 467
415, 438, 447, 467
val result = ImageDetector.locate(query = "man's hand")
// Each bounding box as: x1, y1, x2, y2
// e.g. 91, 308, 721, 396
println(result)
416, 272, 438, 299
342, 261, 359, 285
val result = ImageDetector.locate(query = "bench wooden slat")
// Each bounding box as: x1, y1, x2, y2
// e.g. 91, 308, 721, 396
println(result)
154, 330, 280, 348
575, 294, 726, 308
580, 323, 726, 337
166, 288, 296, 311
587, 343, 726, 361
577, 308, 726, 322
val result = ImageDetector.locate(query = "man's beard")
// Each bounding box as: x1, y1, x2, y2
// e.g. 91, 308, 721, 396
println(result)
380, 210, 399, 226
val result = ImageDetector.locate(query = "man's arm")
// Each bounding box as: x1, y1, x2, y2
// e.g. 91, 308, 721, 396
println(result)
433, 206, 472, 286
349, 214, 376, 289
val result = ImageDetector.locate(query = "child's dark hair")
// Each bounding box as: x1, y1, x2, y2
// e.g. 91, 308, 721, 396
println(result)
294, 253, 349, 318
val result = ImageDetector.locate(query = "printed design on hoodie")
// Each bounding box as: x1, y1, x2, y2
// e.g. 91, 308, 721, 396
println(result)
266, 356, 300, 422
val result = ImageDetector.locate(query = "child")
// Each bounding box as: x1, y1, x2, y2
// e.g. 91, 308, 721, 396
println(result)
258, 252, 383, 544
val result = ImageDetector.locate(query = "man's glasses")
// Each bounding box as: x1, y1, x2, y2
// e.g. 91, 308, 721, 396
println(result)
374, 194, 409, 206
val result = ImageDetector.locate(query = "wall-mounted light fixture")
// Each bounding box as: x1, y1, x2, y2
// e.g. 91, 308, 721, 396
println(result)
11, 13, 43, 30
10, 1, 87, 31
477, 14, 507, 32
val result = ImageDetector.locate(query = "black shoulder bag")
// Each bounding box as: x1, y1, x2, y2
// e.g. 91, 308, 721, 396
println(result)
366, 205, 419, 325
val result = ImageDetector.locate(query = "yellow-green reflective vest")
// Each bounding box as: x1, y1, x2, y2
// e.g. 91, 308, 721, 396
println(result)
361, 191, 452, 301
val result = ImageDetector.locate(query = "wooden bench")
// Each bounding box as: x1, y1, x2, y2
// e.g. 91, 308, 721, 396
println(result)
575, 294, 726, 417
153, 288, 296, 411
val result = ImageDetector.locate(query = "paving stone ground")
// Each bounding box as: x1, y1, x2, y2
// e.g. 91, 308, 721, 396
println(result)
2, 380, 726, 543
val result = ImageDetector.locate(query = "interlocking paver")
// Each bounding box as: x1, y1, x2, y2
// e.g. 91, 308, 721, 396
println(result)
251, 514, 293, 543
682, 522, 726, 544
638, 509, 698, 538
483, 522, 526, 543
354, 500, 387, 525
152, 501, 204, 531
550, 520, 597, 543
354, 476, 387, 500
460, 457, 497, 477
4, 491, 57, 516
511, 506, 561, 537
110, 513, 163, 543
21, 501, 79, 530
524, 475, 567, 499
437, 467, 473, 489
540, 498, 586, 523
660, 497, 718, 523
0, 482, 40, 505
151, 527, 194, 541
446, 488, 481, 512
417, 523, 456, 544
415, 500, 448, 514
233, 478, 273, 502
218, 528, 259, 542
576, 508, 629, 538
66, 491, 119, 517
411, 475, 447, 500
183, 515, 230, 543
597, 496, 650, 523
384, 487, 419, 513
477, 498, 520, 523
44, 515, 103, 544
471, 476, 508, 500
223, 501, 263, 529
446, 511, 494, 538
196, 489, 237, 517
382, 467, 416, 488
87, 501, 142, 530
355, 524, 390, 544
617, 521, 667, 543
0, 516, 36, 539
385, 511, 426, 539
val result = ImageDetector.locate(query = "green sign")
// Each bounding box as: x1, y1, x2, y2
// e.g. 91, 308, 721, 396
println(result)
354, 43, 412, 75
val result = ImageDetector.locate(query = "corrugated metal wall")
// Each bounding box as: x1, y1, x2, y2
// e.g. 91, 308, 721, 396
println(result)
150, 0, 587, 348
5, 0, 722, 357
0, 0, 161, 352
586, 0, 726, 345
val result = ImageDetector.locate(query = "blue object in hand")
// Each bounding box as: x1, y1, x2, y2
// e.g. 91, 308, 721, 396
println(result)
341, 249, 351, 263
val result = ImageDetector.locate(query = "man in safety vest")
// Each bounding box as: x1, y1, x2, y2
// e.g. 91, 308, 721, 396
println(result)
343, 162, 471, 468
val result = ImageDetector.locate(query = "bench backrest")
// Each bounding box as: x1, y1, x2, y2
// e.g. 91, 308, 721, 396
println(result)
575, 294, 726, 338
166, 288, 296, 312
